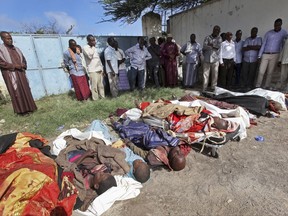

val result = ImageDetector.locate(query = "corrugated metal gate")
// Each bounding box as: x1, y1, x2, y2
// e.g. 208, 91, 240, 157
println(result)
0, 34, 139, 100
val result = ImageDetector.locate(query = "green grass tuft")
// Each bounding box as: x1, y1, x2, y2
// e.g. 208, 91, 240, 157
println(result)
0, 87, 185, 140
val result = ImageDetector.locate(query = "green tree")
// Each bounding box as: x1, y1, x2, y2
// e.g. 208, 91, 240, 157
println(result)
98, 0, 211, 23
21, 19, 75, 34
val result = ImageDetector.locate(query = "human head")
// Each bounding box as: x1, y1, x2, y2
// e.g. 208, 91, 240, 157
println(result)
0, 31, 13, 46
69, 39, 77, 52
149, 37, 156, 46
138, 36, 145, 49
225, 32, 233, 42
89, 172, 117, 195
166, 34, 173, 43
190, 34, 196, 43
76, 45, 82, 54
235, 30, 242, 40
133, 159, 150, 183
87, 34, 96, 47
107, 37, 115, 48
114, 40, 119, 50
274, 18, 282, 32
157, 37, 165, 46
168, 146, 186, 171
212, 25, 221, 37
211, 117, 229, 130
220, 32, 226, 41
251, 27, 258, 38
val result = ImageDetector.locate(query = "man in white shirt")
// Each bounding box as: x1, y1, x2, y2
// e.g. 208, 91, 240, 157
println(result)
125, 37, 152, 91
104, 37, 119, 97
218, 32, 236, 89
83, 34, 105, 100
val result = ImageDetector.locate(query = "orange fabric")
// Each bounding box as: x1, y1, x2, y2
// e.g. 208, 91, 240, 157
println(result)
0, 133, 76, 216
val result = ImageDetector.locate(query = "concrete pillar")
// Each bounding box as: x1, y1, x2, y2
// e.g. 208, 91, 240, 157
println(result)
142, 12, 162, 38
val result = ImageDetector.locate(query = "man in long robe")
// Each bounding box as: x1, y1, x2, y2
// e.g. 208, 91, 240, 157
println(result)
161, 34, 179, 87
0, 31, 37, 114
180, 34, 202, 88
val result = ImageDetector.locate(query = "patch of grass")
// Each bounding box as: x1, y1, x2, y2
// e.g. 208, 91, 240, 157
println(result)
0, 87, 185, 139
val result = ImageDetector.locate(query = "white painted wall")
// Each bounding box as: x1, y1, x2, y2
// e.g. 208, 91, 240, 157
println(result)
0, 71, 8, 97
170, 0, 288, 47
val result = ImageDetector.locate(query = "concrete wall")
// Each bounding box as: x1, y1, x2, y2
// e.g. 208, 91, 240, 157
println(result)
170, 0, 288, 47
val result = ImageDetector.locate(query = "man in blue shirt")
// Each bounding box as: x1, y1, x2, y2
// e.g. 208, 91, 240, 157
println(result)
256, 18, 287, 89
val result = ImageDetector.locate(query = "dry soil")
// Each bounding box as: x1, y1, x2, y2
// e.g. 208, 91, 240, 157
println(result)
104, 111, 288, 216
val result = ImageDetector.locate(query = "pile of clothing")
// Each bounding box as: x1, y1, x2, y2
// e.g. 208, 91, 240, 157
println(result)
0, 87, 286, 216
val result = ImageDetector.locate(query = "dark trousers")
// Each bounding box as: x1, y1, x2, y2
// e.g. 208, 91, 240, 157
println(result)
241, 61, 258, 88
127, 67, 145, 91
234, 63, 242, 85
147, 62, 160, 87
218, 59, 234, 89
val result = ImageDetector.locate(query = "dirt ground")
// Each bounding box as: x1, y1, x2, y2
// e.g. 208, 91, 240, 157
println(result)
103, 111, 288, 216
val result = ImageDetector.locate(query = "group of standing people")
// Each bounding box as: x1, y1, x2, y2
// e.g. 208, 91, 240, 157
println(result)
200, 18, 288, 92
1, 18, 288, 114
64, 33, 185, 100
64, 35, 154, 100
63, 36, 120, 100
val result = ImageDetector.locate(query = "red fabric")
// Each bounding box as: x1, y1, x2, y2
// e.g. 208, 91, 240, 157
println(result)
171, 114, 201, 133
167, 113, 186, 128
201, 109, 212, 115
139, 99, 171, 111
168, 113, 205, 133
161, 42, 179, 87
116, 108, 128, 117
139, 101, 151, 111
62, 172, 75, 182
70, 74, 91, 101
0, 136, 76, 215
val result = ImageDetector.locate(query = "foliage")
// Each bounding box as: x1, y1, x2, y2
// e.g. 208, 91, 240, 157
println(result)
98, 0, 211, 23
0, 87, 185, 141
21, 19, 75, 34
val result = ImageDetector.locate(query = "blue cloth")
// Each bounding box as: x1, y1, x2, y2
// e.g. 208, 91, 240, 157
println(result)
85, 120, 117, 142
122, 147, 145, 179
113, 118, 179, 150
258, 29, 287, 57
125, 43, 152, 70
63, 50, 85, 76
243, 36, 262, 63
